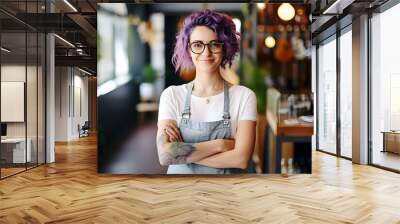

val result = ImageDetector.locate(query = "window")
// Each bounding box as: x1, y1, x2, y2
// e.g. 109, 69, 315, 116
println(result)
97, 4, 131, 96
317, 36, 337, 154
0, 1, 46, 179
339, 28, 352, 158
370, 2, 400, 171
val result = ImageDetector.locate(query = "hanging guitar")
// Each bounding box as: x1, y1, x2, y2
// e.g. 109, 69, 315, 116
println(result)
274, 29, 294, 63
274, 27, 294, 89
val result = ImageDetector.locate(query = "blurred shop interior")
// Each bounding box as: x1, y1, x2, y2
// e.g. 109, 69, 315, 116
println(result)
95, 0, 400, 174
96, 2, 313, 174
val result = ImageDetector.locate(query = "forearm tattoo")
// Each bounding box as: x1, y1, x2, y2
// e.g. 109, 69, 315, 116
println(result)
157, 132, 195, 165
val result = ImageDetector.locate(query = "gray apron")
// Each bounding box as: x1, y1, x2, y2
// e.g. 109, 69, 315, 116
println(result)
167, 80, 244, 174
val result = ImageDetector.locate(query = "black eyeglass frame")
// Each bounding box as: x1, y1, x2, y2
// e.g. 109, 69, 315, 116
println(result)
188, 41, 224, 54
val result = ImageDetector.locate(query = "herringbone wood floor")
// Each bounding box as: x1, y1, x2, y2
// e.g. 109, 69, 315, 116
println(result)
1, 135, 400, 223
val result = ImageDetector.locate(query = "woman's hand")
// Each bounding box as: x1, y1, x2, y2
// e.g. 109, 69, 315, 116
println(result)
163, 123, 183, 142
194, 121, 256, 170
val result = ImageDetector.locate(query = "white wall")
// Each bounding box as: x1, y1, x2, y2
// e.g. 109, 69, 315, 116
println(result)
1, 65, 39, 138
55, 67, 89, 141
1, 65, 26, 143
1, 64, 46, 164
55, 67, 69, 141
73, 73, 89, 137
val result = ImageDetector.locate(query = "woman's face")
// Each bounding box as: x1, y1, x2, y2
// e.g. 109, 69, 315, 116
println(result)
188, 26, 223, 74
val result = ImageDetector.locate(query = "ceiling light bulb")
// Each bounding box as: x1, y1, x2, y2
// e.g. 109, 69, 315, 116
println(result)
257, 3, 266, 11
264, 36, 276, 48
277, 3, 295, 21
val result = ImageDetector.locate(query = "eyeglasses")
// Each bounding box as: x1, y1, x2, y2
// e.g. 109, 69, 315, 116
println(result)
189, 41, 224, 54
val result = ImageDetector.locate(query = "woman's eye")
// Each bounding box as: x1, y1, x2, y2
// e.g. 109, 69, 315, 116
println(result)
193, 43, 202, 48
211, 43, 222, 48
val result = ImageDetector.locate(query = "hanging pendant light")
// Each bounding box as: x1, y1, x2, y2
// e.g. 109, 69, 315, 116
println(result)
264, 36, 276, 48
257, 3, 266, 11
277, 3, 295, 21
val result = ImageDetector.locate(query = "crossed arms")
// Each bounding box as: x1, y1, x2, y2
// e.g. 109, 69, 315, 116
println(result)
156, 119, 256, 170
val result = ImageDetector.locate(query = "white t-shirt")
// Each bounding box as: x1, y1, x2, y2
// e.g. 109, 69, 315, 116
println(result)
158, 84, 257, 138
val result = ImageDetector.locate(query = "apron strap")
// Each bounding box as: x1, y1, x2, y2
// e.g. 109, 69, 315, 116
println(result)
182, 82, 194, 121
222, 80, 231, 123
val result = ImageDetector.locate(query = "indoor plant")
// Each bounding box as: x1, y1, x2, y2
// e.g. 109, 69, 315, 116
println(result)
139, 64, 157, 101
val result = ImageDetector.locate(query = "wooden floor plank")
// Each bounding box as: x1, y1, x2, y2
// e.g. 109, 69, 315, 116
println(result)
0, 135, 399, 223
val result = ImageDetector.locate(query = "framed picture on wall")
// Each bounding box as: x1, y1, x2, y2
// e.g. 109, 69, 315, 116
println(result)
1, 81, 25, 122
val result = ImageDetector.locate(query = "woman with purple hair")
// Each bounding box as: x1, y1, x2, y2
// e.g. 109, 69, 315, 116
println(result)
156, 9, 257, 174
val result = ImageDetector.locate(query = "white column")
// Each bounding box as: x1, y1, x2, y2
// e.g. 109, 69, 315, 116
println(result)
45, 0, 56, 163
352, 14, 369, 164
46, 33, 55, 163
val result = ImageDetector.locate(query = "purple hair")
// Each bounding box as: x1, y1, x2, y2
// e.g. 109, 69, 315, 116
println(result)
172, 9, 240, 74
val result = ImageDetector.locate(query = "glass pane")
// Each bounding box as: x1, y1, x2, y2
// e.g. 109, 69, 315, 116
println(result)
1, 30, 27, 177
26, 0, 39, 170
38, 32, 45, 165
317, 37, 337, 154
371, 4, 400, 171
340, 29, 352, 158
27, 31, 38, 169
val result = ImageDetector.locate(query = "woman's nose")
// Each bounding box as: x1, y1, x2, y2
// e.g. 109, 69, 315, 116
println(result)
202, 45, 212, 56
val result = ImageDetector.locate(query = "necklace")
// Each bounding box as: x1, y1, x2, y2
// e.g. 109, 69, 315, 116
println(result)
192, 81, 223, 104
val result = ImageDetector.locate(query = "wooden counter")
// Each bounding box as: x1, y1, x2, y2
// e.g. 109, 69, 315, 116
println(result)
267, 111, 313, 136
263, 110, 313, 173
